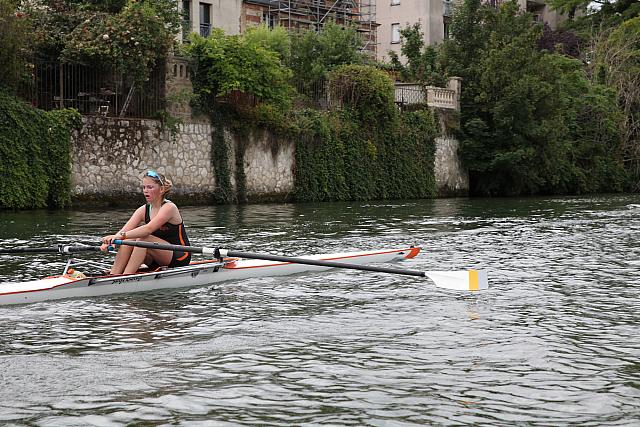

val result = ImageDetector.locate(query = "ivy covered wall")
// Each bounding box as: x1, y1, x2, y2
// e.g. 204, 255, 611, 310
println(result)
0, 92, 80, 209
294, 109, 438, 202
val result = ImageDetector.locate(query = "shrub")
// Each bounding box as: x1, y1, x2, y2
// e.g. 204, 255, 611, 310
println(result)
0, 91, 80, 209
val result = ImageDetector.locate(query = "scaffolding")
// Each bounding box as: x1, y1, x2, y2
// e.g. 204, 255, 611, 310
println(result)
249, 0, 377, 56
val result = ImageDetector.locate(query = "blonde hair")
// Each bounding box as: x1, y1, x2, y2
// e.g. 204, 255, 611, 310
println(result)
144, 170, 173, 195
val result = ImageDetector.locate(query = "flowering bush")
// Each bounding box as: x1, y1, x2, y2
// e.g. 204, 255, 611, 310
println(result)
21, 0, 179, 83
61, 1, 178, 82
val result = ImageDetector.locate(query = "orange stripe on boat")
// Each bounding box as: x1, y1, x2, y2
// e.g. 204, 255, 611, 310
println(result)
225, 247, 419, 270
404, 247, 421, 259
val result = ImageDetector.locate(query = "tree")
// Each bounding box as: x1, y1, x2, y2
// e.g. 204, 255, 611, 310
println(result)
538, 23, 581, 58
0, 0, 31, 93
244, 24, 291, 65
589, 17, 640, 189
187, 29, 293, 110
20, 0, 179, 81
388, 22, 445, 85
440, 0, 627, 195
289, 21, 365, 91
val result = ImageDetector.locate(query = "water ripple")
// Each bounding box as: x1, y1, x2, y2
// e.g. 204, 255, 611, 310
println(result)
0, 196, 639, 425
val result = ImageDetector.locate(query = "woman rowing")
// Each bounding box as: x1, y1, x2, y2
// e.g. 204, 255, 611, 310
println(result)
101, 170, 191, 274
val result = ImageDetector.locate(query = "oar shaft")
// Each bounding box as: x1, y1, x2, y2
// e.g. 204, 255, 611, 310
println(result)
0, 245, 102, 254
226, 250, 428, 278
113, 240, 488, 291
114, 239, 427, 278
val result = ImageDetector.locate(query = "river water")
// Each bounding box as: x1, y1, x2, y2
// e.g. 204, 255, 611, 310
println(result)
0, 195, 638, 426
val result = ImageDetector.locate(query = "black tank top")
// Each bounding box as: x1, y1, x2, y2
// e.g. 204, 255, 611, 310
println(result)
144, 201, 190, 247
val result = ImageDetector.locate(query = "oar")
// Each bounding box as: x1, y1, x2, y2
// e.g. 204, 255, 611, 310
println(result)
114, 239, 488, 291
0, 244, 102, 254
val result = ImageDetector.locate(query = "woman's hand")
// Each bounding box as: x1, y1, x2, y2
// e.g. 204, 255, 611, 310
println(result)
100, 234, 118, 252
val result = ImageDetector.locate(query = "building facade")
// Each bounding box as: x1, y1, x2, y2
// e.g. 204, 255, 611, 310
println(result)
377, 0, 573, 63
179, 0, 243, 40
377, 0, 447, 63
178, 1, 378, 56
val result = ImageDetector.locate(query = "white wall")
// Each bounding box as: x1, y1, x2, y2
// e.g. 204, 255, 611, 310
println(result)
183, 0, 243, 37
377, 0, 445, 63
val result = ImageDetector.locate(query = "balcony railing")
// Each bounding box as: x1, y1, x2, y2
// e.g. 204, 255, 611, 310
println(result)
200, 23, 212, 37
425, 86, 457, 110
394, 79, 461, 111
395, 83, 425, 105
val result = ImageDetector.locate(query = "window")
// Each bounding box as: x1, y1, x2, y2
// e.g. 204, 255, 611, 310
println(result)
262, 12, 276, 29
199, 2, 211, 37
181, 1, 191, 41
391, 23, 400, 44
182, 1, 191, 20
391, 0, 400, 5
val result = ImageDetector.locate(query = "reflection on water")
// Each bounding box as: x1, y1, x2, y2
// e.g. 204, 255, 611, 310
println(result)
0, 195, 639, 425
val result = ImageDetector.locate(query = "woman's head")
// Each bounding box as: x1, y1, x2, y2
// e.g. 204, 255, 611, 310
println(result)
142, 170, 173, 201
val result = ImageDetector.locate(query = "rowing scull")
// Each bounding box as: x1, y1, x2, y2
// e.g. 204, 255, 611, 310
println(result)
0, 247, 410, 305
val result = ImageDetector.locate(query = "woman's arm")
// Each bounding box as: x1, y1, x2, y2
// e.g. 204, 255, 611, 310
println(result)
101, 205, 146, 249
117, 206, 146, 235
115, 203, 179, 240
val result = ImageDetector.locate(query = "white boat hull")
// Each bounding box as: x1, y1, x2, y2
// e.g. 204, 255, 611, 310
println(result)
0, 247, 420, 306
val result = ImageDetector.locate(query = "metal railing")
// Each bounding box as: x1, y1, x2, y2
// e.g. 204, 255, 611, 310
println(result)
394, 83, 459, 110
395, 83, 426, 105
19, 61, 166, 118
200, 23, 212, 37
293, 80, 459, 111
295, 79, 330, 109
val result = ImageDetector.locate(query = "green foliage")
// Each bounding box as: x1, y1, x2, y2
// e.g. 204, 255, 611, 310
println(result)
60, 0, 178, 82
546, 0, 588, 16
21, 0, 178, 83
0, 91, 80, 209
187, 27, 295, 203
590, 17, 640, 189
244, 25, 291, 64
289, 21, 366, 90
294, 108, 438, 202
187, 25, 438, 203
328, 65, 397, 124
388, 23, 446, 86
209, 109, 234, 204
441, 0, 627, 195
187, 29, 294, 110
156, 110, 183, 143
0, 0, 31, 93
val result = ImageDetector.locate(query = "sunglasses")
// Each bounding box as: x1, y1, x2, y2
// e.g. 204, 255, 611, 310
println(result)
145, 170, 164, 186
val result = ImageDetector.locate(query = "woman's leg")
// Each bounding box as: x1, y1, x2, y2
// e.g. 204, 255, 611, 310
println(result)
123, 235, 173, 274
110, 244, 134, 275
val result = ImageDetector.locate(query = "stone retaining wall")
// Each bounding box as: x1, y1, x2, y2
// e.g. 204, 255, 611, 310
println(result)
71, 116, 295, 203
71, 115, 465, 204
434, 137, 469, 197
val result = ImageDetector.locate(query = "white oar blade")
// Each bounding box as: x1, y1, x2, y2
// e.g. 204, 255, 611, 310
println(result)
424, 270, 488, 291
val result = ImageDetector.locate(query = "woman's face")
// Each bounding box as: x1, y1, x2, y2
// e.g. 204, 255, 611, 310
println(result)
142, 177, 164, 202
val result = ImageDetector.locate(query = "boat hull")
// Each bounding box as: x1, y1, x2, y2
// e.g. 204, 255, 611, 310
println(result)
0, 247, 420, 306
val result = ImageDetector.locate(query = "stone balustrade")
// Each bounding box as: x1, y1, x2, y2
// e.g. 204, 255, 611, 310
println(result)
394, 76, 461, 111
425, 86, 457, 110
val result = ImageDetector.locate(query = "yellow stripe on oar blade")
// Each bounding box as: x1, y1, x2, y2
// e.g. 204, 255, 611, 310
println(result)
469, 270, 479, 291
423, 270, 489, 291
